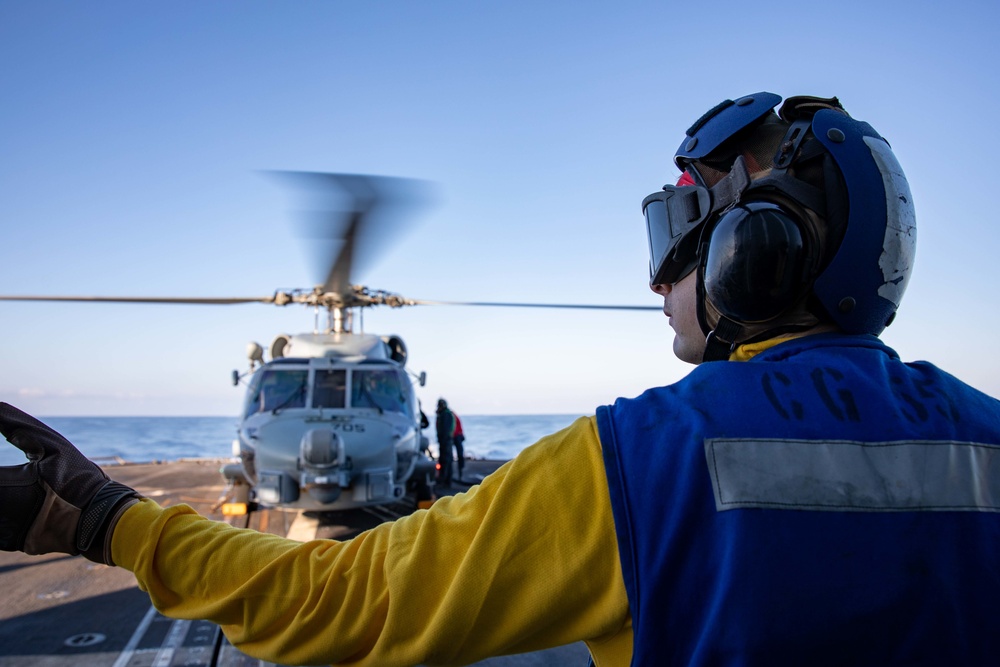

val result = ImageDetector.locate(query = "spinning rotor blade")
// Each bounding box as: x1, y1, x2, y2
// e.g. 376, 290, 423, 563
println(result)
408, 298, 661, 312
0, 295, 276, 305
0, 292, 659, 311
272, 172, 434, 296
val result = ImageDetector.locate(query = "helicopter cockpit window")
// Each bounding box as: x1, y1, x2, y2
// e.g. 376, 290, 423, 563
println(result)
246, 369, 308, 417
351, 369, 409, 414
313, 369, 347, 409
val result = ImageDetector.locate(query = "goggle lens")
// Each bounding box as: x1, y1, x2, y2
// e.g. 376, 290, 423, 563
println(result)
643, 186, 711, 286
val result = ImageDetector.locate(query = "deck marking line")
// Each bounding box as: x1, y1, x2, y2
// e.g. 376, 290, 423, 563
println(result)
153, 618, 191, 667
113, 605, 158, 667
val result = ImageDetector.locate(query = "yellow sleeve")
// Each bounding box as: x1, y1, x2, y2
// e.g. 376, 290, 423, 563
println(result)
113, 416, 632, 666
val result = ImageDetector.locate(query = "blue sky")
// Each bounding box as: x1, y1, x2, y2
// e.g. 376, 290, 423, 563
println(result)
1, 1, 998, 417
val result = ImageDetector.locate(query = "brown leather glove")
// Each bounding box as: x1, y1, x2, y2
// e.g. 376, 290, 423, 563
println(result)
0, 402, 141, 565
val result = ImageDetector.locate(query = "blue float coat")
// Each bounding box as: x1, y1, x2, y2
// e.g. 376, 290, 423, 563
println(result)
598, 333, 1000, 666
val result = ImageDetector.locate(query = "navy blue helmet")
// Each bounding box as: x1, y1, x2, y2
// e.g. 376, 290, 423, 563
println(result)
643, 92, 916, 359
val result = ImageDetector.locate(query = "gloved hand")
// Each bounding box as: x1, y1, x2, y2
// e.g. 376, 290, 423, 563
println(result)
0, 402, 141, 565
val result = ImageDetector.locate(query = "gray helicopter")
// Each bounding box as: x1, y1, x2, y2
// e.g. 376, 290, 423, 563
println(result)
0, 173, 659, 514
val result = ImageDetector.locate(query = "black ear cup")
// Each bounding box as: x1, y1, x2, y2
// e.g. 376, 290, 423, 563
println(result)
702, 202, 816, 323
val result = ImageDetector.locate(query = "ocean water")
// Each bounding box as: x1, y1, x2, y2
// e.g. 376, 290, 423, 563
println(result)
0, 413, 586, 467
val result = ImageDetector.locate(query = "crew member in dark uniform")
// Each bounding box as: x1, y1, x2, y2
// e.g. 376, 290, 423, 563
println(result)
434, 398, 456, 486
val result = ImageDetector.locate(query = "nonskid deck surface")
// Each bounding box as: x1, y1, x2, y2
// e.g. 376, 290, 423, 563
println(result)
0, 459, 589, 666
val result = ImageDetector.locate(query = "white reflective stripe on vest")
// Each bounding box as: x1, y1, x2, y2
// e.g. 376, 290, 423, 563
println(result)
705, 438, 1000, 512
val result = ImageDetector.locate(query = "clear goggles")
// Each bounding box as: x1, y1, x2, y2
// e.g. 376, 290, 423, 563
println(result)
643, 156, 751, 286
642, 186, 711, 285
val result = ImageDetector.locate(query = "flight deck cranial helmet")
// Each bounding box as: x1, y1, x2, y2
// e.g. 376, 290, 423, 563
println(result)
642, 92, 916, 361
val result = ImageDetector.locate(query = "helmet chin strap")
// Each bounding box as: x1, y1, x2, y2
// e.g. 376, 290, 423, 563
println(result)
702, 317, 819, 362
703, 316, 743, 362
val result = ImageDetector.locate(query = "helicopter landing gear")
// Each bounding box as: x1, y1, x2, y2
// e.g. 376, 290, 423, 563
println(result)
217, 464, 257, 525
409, 454, 437, 509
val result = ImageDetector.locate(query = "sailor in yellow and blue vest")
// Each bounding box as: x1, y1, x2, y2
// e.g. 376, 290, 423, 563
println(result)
2, 91, 999, 666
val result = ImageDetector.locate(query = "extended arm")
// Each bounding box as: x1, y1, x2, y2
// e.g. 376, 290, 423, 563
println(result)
114, 417, 633, 665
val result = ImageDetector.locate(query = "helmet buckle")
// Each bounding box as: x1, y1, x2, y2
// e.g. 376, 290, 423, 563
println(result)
773, 118, 813, 171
